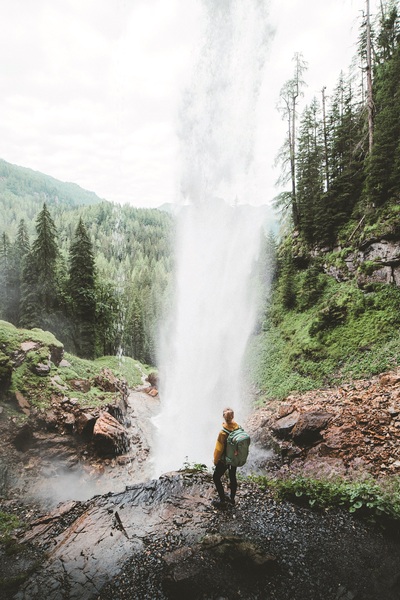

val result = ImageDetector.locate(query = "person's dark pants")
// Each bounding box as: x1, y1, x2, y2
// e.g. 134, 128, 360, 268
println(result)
213, 461, 237, 501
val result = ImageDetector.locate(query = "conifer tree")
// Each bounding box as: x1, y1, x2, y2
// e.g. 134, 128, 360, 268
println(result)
325, 76, 366, 236
8, 220, 31, 325
276, 53, 308, 228
68, 218, 96, 358
20, 250, 40, 329
0, 233, 11, 321
296, 98, 324, 245
366, 3, 400, 205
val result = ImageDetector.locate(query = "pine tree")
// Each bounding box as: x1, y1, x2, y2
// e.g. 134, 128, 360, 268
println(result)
95, 280, 120, 356
0, 233, 11, 321
276, 53, 308, 228
296, 98, 325, 246
325, 75, 366, 235
68, 218, 97, 358
366, 4, 400, 205
9, 220, 31, 325
20, 250, 40, 329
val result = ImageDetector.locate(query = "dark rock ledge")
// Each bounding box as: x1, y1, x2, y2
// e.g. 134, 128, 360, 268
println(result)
5, 471, 400, 600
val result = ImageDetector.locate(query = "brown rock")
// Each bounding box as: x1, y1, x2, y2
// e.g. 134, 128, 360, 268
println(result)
278, 402, 296, 418
34, 362, 51, 376
94, 368, 124, 393
49, 343, 64, 366
69, 379, 91, 393
291, 411, 332, 445
20, 341, 39, 353
146, 372, 159, 387
93, 411, 129, 456
13, 423, 34, 451
59, 359, 71, 368
271, 411, 299, 439
15, 391, 31, 415
64, 413, 75, 430
75, 411, 97, 435
43, 410, 59, 431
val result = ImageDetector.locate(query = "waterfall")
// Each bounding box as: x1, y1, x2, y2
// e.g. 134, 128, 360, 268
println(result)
153, 0, 273, 474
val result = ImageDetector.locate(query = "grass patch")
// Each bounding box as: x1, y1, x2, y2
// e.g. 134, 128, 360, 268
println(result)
0, 512, 21, 543
1, 320, 153, 413
94, 355, 147, 388
0, 321, 63, 354
249, 276, 400, 400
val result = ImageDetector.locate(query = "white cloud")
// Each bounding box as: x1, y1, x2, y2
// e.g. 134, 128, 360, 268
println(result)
0, 0, 380, 208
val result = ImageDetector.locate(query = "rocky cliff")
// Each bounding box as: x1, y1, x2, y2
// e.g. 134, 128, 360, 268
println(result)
323, 237, 400, 287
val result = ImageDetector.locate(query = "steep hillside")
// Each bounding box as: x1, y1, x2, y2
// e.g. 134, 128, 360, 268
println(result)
0, 159, 104, 238
250, 268, 400, 400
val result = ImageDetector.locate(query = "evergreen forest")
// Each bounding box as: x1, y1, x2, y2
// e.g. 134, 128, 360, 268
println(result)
0, 170, 174, 365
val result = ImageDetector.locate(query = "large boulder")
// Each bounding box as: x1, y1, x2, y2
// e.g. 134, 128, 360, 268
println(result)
93, 412, 129, 456
291, 411, 332, 445
271, 411, 299, 439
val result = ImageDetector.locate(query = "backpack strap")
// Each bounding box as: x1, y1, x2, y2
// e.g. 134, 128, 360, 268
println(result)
222, 426, 242, 435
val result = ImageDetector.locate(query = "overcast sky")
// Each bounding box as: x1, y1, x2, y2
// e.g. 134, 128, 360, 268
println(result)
0, 0, 379, 208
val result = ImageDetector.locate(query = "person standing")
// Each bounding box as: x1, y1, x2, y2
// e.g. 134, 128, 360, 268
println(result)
212, 407, 239, 509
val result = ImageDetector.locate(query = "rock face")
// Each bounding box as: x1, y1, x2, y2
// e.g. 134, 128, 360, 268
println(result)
93, 411, 130, 456
324, 237, 400, 286
8, 472, 400, 600
249, 367, 400, 477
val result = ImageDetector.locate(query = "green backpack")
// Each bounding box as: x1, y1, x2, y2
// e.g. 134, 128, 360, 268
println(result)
222, 426, 251, 467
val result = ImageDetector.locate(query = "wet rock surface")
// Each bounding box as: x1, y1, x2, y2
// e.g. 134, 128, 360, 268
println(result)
5, 472, 400, 600
93, 411, 130, 456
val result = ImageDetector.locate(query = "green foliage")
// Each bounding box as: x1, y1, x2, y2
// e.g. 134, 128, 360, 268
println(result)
250, 270, 400, 399
250, 474, 400, 526
366, 30, 400, 205
180, 459, 209, 473
68, 219, 97, 358
0, 158, 103, 239
0, 321, 148, 412
0, 511, 21, 542
0, 169, 174, 365
94, 355, 145, 389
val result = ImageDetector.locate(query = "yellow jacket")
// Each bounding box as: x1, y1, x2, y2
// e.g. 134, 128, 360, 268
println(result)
213, 420, 240, 465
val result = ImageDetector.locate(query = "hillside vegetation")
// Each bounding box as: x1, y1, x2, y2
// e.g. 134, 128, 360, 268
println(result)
0, 159, 104, 239
250, 1, 400, 400
0, 320, 147, 418
0, 161, 173, 365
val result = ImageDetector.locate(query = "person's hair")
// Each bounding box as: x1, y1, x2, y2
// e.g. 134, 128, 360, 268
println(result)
223, 407, 234, 423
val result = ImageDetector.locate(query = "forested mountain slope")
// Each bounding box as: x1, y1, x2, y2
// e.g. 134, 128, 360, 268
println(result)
0, 159, 104, 239
0, 161, 174, 365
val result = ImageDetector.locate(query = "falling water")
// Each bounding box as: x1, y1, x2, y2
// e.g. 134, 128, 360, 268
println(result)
153, 0, 274, 474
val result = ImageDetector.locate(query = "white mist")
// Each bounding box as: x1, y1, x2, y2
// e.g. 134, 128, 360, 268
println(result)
153, 0, 273, 474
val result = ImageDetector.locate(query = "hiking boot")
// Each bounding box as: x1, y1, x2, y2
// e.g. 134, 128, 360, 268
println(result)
212, 500, 227, 510
225, 494, 236, 506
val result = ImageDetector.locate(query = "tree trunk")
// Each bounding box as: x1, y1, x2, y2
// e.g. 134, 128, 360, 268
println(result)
366, 0, 374, 152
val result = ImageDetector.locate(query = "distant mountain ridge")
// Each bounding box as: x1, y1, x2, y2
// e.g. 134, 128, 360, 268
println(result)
0, 157, 104, 209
